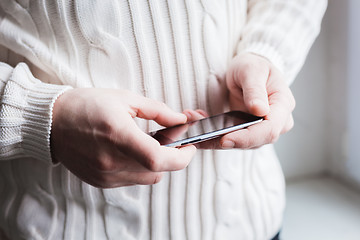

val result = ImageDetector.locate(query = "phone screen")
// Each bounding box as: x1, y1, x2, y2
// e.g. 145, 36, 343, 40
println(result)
149, 111, 263, 147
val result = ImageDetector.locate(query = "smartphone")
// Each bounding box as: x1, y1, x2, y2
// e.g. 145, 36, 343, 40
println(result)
149, 111, 263, 147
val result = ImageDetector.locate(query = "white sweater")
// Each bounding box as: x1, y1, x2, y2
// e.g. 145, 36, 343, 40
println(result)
0, 1, 326, 239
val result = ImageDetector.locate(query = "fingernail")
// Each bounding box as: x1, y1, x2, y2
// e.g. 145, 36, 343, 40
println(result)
222, 140, 235, 149
183, 111, 192, 119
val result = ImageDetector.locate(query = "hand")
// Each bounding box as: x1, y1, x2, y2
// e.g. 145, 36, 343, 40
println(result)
51, 88, 196, 188
197, 53, 295, 149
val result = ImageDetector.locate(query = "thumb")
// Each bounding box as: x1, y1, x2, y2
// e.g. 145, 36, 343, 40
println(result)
242, 80, 270, 116
237, 59, 270, 116
130, 95, 187, 127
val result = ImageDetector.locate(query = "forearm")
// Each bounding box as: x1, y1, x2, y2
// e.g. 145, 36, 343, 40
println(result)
238, 0, 327, 83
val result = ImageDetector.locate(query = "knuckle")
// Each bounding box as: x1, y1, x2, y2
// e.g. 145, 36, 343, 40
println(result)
144, 155, 162, 172
231, 137, 250, 149
152, 173, 163, 184
136, 173, 163, 185
234, 137, 247, 149
96, 155, 116, 172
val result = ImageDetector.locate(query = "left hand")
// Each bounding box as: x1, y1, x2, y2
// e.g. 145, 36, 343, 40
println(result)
197, 52, 295, 149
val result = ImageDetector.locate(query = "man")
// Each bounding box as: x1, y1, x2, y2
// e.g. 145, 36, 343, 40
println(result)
0, 1, 326, 239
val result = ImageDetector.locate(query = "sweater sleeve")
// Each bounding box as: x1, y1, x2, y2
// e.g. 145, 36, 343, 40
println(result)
0, 61, 71, 164
237, 0, 327, 84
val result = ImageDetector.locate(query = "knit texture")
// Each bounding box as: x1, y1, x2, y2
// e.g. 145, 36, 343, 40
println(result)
0, 1, 326, 239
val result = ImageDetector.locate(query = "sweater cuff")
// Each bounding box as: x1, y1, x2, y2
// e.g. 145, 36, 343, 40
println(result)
22, 82, 70, 163
20, 77, 72, 165
237, 42, 286, 75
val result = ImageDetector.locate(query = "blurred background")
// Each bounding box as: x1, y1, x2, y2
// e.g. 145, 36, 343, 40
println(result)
274, 0, 360, 239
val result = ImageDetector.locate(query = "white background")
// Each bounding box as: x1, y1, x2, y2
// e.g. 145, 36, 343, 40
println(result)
275, 0, 360, 188
275, 2, 360, 238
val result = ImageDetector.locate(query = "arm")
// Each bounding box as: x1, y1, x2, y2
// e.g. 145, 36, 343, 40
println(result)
0, 55, 196, 188
0, 1, 70, 162
226, 0, 327, 148
237, 0, 328, 84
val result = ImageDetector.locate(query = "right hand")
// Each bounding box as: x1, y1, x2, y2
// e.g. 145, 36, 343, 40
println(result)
51, 88, 196, 188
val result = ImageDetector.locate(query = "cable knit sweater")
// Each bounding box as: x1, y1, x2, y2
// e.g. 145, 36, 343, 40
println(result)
0, 1, 326, 239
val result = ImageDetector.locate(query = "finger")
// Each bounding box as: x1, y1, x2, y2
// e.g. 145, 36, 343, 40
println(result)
130, 95, 187, 127
183, 109, 207, 122
195, 109, 209, 117
138, 144, 196, 172
119, 120, 197, 172
228, 55, 270, 116
239, 68, 270, 116
221, 93, 291, 149
219, 122, 270, 149
99, 171, 164, 188
155, 145, 197, 171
